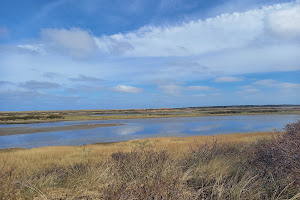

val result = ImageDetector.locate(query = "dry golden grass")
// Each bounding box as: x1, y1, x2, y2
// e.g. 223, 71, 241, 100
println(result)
0, 130, 299, 199
0, 132, 273, 169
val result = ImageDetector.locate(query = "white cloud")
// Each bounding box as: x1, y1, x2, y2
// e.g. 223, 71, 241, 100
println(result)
215, 76, 243, 82
112, 85, 143, 93
265, 2, 300, 39
158, 84, 214, 95
280, 82, 300, 89
41, 28, 97, 58
158, 84, 184, 95
94, 1, 300, 57
187, 86, 213, 91
237, 85, 260, 93
95, 11, 263, 57
254, 79, 278, 87
1, 1, 299, 84
17, 44, 46, 55
254, 79, 300, 89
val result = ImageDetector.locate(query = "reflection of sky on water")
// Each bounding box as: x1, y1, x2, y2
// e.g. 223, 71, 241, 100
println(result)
114, 125, 144, 135
0, 115, 300, 149
191, 124, 223, 132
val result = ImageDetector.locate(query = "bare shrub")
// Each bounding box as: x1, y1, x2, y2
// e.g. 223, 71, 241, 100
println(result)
248, 120, 300, 179
102, 147, 189, 199
246, 120, 300, 198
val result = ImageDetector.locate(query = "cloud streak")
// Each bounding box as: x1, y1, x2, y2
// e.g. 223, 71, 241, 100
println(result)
112, 85, 144, 93
20, 80, 61, 90
69, 74, 102, 82
215, 76, 243, 82
159, 84, 214, 95
254, 79, 300, 89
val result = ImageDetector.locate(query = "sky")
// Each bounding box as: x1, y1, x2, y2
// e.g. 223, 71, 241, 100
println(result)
0, 0, 300, 111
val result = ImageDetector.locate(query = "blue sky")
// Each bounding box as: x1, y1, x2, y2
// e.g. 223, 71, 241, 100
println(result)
0, 0, 299, 111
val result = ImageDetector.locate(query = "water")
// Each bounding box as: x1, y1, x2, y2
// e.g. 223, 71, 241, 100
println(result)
0, 115, 299, 149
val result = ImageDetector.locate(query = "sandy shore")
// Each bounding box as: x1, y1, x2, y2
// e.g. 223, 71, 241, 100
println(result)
0, 123, 124, 136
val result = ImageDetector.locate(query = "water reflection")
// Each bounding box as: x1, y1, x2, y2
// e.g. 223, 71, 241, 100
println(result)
191, 124, 223, 132
115, 125, 144, 135
0, 115, 299, 149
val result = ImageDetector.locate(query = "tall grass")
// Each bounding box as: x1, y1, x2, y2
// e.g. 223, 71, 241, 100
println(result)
0, 122, 299, 199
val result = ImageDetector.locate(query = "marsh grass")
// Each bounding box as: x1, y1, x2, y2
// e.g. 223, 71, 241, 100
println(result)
0, 122, 300, 199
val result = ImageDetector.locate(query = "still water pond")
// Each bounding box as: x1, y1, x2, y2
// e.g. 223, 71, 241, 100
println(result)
0, 115, 299, 149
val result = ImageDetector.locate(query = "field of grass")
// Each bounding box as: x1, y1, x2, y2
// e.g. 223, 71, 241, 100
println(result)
1, 121, 299, 199
1, 105, 300, 124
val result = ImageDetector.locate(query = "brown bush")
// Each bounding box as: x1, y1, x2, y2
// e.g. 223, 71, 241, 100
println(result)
248, 120, 300, 179
246, 120, 300, 199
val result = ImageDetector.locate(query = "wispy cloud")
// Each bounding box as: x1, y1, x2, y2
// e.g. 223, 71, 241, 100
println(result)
187, 86, 214, 91
16, 44, 46, 55
41, 28, 97, 58
19, 80, 61, 90
158, 84, 184, 95
158, 84, 214, 95
254, 79, 300, 89
43, 72, 59, 79
237, 79, 300, 95
112, 85, 143, 93
69, 74, 102, 82
237, 85, 260, 93
215, 76, 243, 82
254, 79, 278, 87
65, 85, 104, 93
0, 81, 13, 86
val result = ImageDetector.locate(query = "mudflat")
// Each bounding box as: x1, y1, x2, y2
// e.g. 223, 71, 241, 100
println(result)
0, 123, 124, 136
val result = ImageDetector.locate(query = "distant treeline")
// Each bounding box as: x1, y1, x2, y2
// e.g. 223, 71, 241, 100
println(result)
0, 114, 64, 121
187, 104, 299, 109
206, 110, 279, 114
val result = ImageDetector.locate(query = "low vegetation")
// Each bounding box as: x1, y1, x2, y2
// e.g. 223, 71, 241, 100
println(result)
1, 105, 300, 124
0, 114, 64, 121
0, 121, 299, 199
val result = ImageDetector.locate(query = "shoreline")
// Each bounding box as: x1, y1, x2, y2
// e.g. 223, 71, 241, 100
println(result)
0, 123, 124, 136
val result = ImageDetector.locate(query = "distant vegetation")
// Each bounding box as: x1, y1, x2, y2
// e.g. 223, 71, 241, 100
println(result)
1, 105, 300, 124
0, 121, 299, 199
0, 114, 64, 121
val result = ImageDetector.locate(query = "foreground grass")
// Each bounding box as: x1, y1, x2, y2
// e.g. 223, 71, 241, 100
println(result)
1, 123, 300, 199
